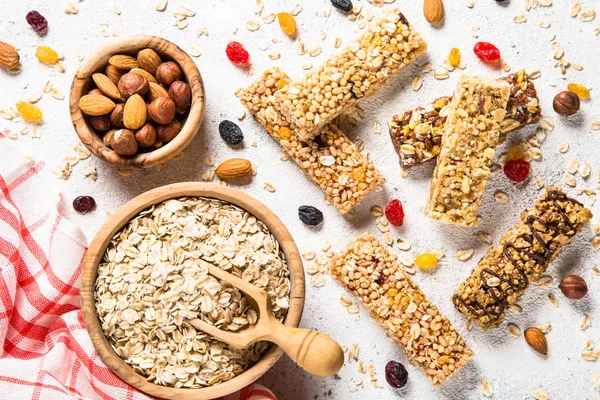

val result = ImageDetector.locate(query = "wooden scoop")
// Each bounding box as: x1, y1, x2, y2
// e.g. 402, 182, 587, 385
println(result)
188, 260, 344, 378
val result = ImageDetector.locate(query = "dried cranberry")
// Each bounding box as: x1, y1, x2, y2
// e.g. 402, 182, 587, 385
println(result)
26, 11, 48, 36
473, 42, 501, 63
385, 199, 405, 227
503, 158, 531, 182
226, 42, 250, 66
385, 360, 408, 389
73, 196, 96, 214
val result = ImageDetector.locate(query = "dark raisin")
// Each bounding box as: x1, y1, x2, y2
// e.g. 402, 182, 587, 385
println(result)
73, 196, 96, 214
398, 12, 409, 26
219, 120, 244, 145
385, 360, 408, 389
330, 0, 353, 12
298, 206, 323, 226
375, 274, 385, 285
26, 11, 48, 36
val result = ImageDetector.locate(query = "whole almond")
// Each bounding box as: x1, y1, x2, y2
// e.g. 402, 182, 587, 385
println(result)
216, 158, 253, 180
105, 64, 124, 85
123, 94, 147, 130
108, 54, 139, 70
424, 0, 444, 25
130, 67, 158, 84
0, 41, 20, 71
79, 94, 116, 116
524, 327, 548, 355
147, 82, 169, 101
137, 48, 162, 75
92, 73, 123, 100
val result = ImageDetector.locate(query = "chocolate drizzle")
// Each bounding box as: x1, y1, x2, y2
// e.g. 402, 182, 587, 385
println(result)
453, 190, 583, 321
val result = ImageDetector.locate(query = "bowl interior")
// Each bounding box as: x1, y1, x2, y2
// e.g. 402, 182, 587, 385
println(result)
80, 183, 305, 400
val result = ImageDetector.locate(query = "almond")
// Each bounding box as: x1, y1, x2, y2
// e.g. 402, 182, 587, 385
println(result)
105, 64, 124, 85
216, 158, 253, 180
108, 54, 139, 70
524, 327, 548, 355
0, 41, 20, 71
424, 0, 444, 25
147, 82, 169, 101
137, 48, 162, 75
130, 67, 158, 84
123, 94, 147, 130
92, 73, 123, 100
79, 94, 116, 116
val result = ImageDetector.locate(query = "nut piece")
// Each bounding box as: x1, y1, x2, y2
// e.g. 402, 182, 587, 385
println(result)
130, 68, 158, 84
424, 0, 444, 25
105, 64, 124, 85
123, 94, 147, 130
92, 73, 123, 100
137, 48, 162, 75
524, 327, 548, 355
135, 122, 157, 147
79, 94, 116, 116
553, 91, 580, 116
0, 41, 20, 71
147, 82, 169, 101
157, 120, 181, 143
558, 275, 588, 299
216, 158, 253, 180
110, 103, 125, 128
148, 97, 176, 124
168, 81, 192, 113
103, 129, 117, 147
108, 54, 139, 70
87, 88, 103, 96
156, 61, 182, 86
111, 128, 138, 156
88, 115, 111, 132
117, 72, 149, 99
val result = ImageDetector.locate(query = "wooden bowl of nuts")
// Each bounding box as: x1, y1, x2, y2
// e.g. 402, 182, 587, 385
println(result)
70, 35, 204, 168
80, 182, 305, 400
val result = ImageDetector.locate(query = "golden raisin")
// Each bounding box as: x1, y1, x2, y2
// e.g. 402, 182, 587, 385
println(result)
506, 144, 525, 161
16, 101, 43, 122
276, 77, 290, 89
448, 48, 461, 67
277, 126, 293, 140
277, 12, 297, 36
35, 46, 59, 65
352, 166, 366, 181
567, 83, 590, 99
415, 253, 438, 270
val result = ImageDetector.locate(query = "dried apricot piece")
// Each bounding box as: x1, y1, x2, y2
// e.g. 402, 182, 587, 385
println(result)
506, 144, 525, 161
16, 101, 43, 122
277, 12, 297, 36
448, 48, 461, 67
35, 45, 58, 65
567, 83, 590, 99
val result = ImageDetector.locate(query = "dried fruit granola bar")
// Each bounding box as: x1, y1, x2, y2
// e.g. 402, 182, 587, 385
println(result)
330, 234, 473, 386
389, 71, 541, 170
236, 68, 385, 214
425, 75, 510, 227
274, 8, 427, 141
453, 187, 593, 330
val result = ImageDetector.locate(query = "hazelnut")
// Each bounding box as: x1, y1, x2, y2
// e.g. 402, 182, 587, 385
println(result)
88, 115, 111, 132
103, 129, 117, 147
559, 275, 588, 299
157, 120, 181, 143
148, 97, 176, 124
156, 61, 182, 86
553, 91, 580, 116
111, 129, 138, 156
117, 72, 149, 99
147, 82, 169, 102
105, 64, 124, 85
135, 122, 157, 147
169, 81, 192, 114
88, 88, 103, 96
110, 103, 125, 128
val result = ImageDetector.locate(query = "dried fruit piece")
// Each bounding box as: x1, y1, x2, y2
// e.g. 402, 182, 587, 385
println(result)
503, 158, 530, 182
385, 199, 405, 227
331, 0, 353, 12
298, 206, 323, 226
35, 46, 59, 65
567, 83, 590, 99
16, 101, 43, 122
559, 275, 588, 299
553, 91, 580, 116
416, 253, 438, 270
277, 12, 297, 36
73, 196, 96, 214
219, 120, 244, 145
226, 41, 250, 66
385, 361, 408, 389
448, 47, 461, 67
473, 42, 501, 63
26, 11, 48, 36
506, 145, 525, 161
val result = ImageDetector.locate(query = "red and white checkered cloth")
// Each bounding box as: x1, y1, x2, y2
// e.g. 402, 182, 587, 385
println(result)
0, 129, 277, 400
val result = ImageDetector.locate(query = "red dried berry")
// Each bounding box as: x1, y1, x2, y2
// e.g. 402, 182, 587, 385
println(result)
226, 42, 250, 66
385, 360, 408, 389
503, 158, 531, 182
73, 196, 96, 214
26, 11, 48, 36
385, 199, 405, 227
473, 42, 501, 63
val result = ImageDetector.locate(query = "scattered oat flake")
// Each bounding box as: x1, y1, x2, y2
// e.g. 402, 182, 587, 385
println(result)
494, 191, 508, 204
570, 2, 581, 17
514, 15, 527, 23
456, 249, 474, 261
559, 142, 569, 153
533, 388, 549, 400
64, 3, 79, 14
155, 0, 167, 11
581, 315, 591, 330
246, 21, 260, 31
548, 293, 559, 307
348, 344, 360, 362
539, 323, 552, 333
396, 237, 411, 251
582, 350, 598, 361
476, 231, 493, 245
412, 76, 423, 91
507, 323, 521, 337
481, 379, 493, 397
264, 182, 276, 192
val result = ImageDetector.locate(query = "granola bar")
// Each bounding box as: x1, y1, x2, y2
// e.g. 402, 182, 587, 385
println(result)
236, 68, 385, 214
390, 71, 541, 170
274, 8, 427, 141
425, 75, 510, 227
453, 187, 593, 330
330, 234, 473, 386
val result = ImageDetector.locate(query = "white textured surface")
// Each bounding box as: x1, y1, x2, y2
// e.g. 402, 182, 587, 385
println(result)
1, 0, 599, 399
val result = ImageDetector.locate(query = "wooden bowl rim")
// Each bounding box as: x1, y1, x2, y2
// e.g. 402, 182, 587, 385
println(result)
69, 35, 205, 168
80, 183, 305, 399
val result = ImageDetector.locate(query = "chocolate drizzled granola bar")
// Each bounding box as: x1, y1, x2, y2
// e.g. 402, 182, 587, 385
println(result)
390, 71, 541, 170
425, 75, 510, 227
330, 234, 473, 386
274, 8, 427, 141
236, 68, 385, 214
453, 187, 593, 330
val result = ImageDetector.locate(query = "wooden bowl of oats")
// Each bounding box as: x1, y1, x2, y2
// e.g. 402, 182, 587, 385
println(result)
80, 182, 305, 399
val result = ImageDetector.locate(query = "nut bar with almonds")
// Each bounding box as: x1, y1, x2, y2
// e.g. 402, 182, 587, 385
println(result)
390, 70, 541, 170
274, 8, 427, 141
453, 187, 593, 330
236, 68, 385, 214
425, 75, 510, 227
330, 234, 474, 386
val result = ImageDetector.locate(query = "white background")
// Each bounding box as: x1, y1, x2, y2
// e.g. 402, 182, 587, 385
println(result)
1, 0, 599, 399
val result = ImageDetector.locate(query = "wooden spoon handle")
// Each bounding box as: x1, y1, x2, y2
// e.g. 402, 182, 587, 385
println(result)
268, 323, 344, 377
